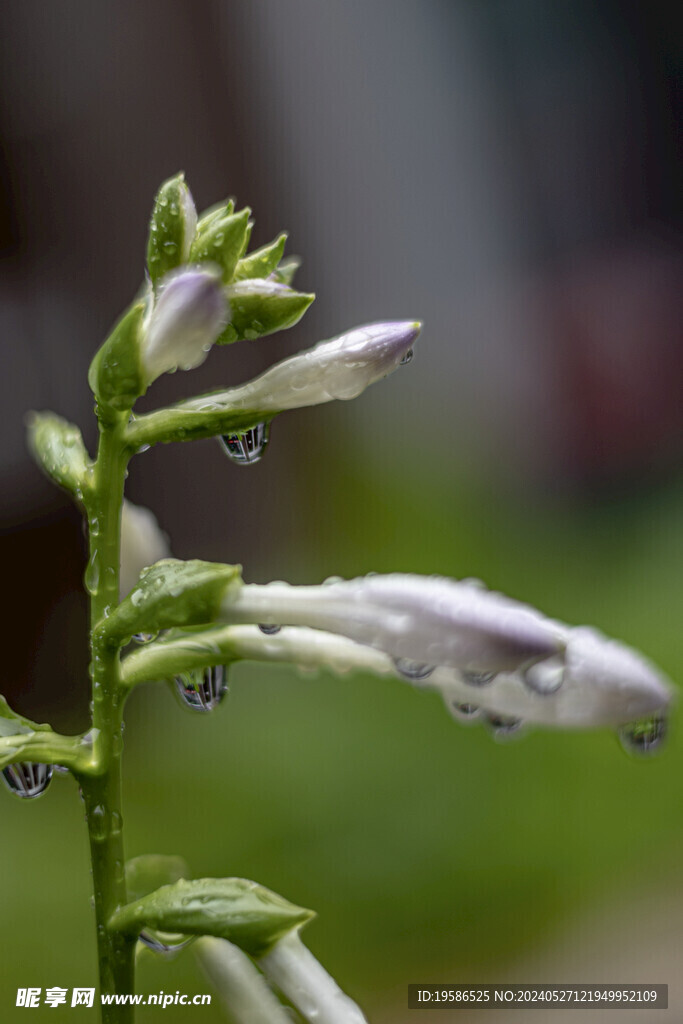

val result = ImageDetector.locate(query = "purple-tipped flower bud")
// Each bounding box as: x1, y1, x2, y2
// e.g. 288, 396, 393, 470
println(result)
141, 268, 228, 384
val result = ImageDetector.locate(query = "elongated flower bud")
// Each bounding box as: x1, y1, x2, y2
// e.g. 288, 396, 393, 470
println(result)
221, 573, 560, 675
119, 500, 170, 598
216, 574, 673, 729
141, 268, 228, 384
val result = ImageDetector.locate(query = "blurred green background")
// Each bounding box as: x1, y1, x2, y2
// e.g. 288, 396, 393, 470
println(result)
1, 1, 681, 1020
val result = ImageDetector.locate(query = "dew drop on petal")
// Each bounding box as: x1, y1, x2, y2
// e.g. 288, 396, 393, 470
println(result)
450, 702, 481, 720
2, 762, 53, 799
399, 348, 414, 365
258, 623, 281, 635
618, 715, 667, 756
218, 423, 269, 465
523, 659, 565, 695
393, 657, 434, 681
463, 671, 496, 687
174, 665, 228, 712
484, 714, 523, 738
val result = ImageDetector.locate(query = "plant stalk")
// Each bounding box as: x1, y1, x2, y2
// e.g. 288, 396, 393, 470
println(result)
79, 412, 136, 1022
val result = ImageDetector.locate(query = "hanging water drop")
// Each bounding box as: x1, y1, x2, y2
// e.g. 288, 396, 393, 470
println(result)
393, 657, 434, 682
133, 632, 158, 644
139, 931, 192, 955
484, 714, 523, 738
2, 762, 53, 799
618, 715, 667, 756
463, 671, 496, 687
258, 623, 281, 635
523, 658, 565, 695
451, 702, 480, 719
174, 665, 228, 712
218, 423, 269, 465
399, 348, 414, 365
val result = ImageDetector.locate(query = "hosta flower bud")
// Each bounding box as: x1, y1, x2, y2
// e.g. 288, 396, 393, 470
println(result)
119, 500, 170, 598
141, 268, 228, 384
209, 320, 423, 412
147, 172, 197, 286
222, 573, 560, 675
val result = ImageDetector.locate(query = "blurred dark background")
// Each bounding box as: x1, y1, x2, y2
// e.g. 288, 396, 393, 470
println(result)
0, 1, 681, 1020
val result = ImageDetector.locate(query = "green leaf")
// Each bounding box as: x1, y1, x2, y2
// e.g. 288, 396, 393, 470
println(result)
233, 233, 287, 281
195, 199, 234, 240
147, 172, 197, 286
26, 412, 92, 502
88, 300, 147, 411
99, 559, 242, 642
219, 280, 314, 344
270, 255, 301, 286
109, 878, 314, 956
0, 698, 93, 774
189, 208, 251, 283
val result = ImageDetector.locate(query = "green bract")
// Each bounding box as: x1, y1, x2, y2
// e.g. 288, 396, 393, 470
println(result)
220, 279, 315, 344
189, 207, 251, 282
88, 300, 147, 412
146, 172, 197, 287
26, 411, 92, 501
234, 232, 287, 281
98, 559, 242, 642
109, 877, 314, 957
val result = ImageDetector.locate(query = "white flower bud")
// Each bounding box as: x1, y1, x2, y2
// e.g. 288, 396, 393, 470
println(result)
186, 321, 421, 417
257, 931, 368, 1024
119, 500, 170, 598
141, 268, 228, 384
222, 574, 562, 675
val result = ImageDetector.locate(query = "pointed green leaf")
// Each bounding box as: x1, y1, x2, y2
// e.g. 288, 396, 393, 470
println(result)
26, 412, 92, 502
88, 300, 147, 411
195, 199, 234, 240
189, 208, 251, 282
233, 233, 287, 281
270, 255, 301, 286
147, 172, 197, 286
219, 280, 314, 344
109, 878, 314, 956
99, 559, 242, 642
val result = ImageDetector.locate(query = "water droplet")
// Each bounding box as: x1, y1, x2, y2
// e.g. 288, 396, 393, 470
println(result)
393, 657, 434, 681
523, 658, 564, 695
452, 702, 480, 719
84, 551, 99, 595
2, 762, 53, 799
618, 715, 667, 756
463, 671, 496, 687
258, 623, 281, 635
484, 714, 523, 738
218, 423, 269, 465
174, 665, 228, 712
53, 765, 70, 775
133, 632, 158, 644
399, 348, 414, 365
139, 931, 191, 955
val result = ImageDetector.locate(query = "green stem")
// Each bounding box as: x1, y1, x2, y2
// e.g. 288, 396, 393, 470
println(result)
80, 411, 136, 1023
